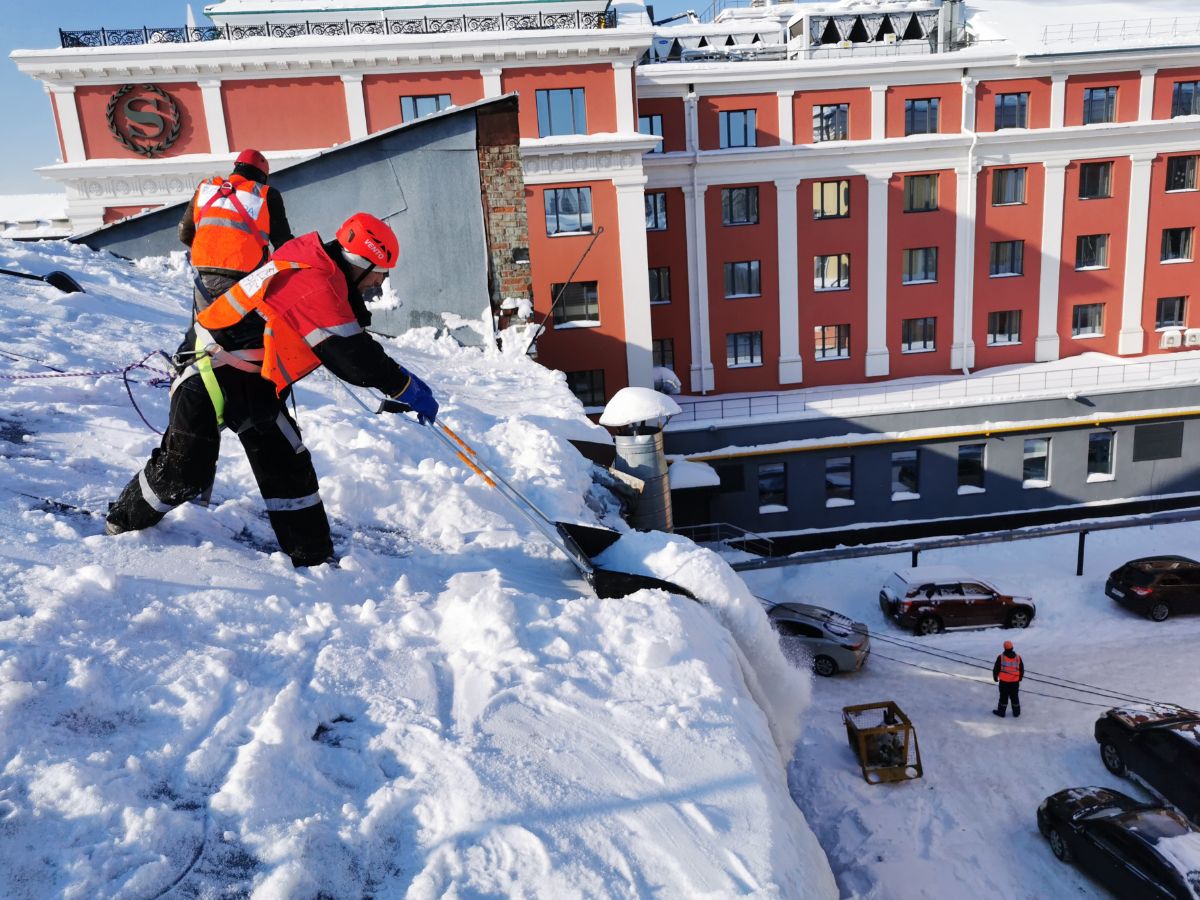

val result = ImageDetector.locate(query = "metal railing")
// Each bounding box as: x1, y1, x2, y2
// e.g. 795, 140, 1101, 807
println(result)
1041, 16, 1200, 45
671, 356, 1200, 425
59, 11, 616, 47
675, 521, 776, 556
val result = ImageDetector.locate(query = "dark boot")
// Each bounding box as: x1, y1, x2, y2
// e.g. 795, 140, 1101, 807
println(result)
992, 708, 1005, 718
1013, 706, 1021, 718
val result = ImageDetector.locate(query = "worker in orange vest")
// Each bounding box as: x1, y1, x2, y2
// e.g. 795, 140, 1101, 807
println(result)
106, 213, 438, 568
178, 148, 294, 311
992, 640, 1024, 718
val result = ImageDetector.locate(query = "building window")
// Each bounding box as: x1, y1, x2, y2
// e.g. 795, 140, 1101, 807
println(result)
1171, 81, 1200, 118
1076, 234, 1110, 270
825, 456, 853, 506
902, 247, 938, 284
566, 369, 605, 406
1071, 303, 1104, 337
989, 240, 1024, 277
992, 168, 1027, 205
813, 103, 850, 142
645, 192, 668, 231
814, 324, 850, 359
544, 187, 592, 236
649, 267, 671, 304
1087, 431, 1115, 480
1082, 86, 1117, 125
652, 337, 675, 369
757, 462, 786, 512
724, 261, 761, 298
903, 174, 938, 212
727, 331, 763, 367
1079, 162, 1113, 199
1156, 296, 1186, 329
987, 309, 1022, 345
994, 92, 1028, 129
400, 93, 452, 122
1162, 227, 1194, 262
958, 443, 985, 492
812, 180, 850, 219
1023, 437, 1050, 487
719, 109, 757, 148
901, 316, 936, 352
638, 114, 663, 152
553, 281, 599, 325
891, 449, 919, 499
904, 98, 939, 135
814, 254, 850, 291
1167, 156, 1198, 192
721, 187, 758, 225
536, 87, 587, 136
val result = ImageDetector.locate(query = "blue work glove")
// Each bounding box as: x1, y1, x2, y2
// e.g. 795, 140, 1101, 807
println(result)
387, 369, 439, 425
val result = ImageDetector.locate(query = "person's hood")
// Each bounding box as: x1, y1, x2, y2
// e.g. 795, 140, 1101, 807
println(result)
1003, 649, 1018, 658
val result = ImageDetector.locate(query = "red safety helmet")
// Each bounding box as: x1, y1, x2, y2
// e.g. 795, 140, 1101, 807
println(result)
235, 148, 269, 177
336, 213, 399, 270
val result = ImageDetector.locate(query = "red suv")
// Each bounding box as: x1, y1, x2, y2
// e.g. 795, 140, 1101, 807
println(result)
879, 566, 1036, 636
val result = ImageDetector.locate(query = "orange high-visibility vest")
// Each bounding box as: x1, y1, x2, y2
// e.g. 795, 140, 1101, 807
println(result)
196, 260, 314, 396
190, 174, 271, 272
998, 654, 1022, 683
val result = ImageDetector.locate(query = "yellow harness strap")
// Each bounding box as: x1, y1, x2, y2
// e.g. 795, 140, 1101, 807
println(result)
194, 332, 226, 427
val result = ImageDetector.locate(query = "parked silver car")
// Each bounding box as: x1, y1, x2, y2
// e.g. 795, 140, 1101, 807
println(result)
768, 602, 871, 676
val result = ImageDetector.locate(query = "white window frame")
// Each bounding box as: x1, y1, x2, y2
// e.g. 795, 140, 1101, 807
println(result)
1087, 431, 1116, 483
1022, 437, 1051, 488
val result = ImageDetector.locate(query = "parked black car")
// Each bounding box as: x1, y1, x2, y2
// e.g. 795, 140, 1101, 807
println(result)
1095, 705, 1200, 824
1037, 786, 1200, 898
1106, 556, 1200, 621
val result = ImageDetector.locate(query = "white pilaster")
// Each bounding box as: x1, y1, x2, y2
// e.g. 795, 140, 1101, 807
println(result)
198, 78, 229, 155
613, 61, 635, 133
870, 85, 887, 141
1050, 73, 1067, 129
1036, 160, 1067, 361
777, 90, 794, 147
481, 66, 503, 98
951, 165, 977, 370
341, 73, 368, 141
48, 84, 85, 164
865, 174, 890, 376
1119, 151, 1156, 356
684, 183, 715, 392
1138, 67, 1157, 123
776, 177, 803, 384
961, 76, 977, 134
614, 174, 655, 389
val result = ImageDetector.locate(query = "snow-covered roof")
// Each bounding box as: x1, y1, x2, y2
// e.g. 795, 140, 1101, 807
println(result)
0, 193, 71, 240
599, 386, 682, 427
667, 458, 721, 489
204, 0, 610, 17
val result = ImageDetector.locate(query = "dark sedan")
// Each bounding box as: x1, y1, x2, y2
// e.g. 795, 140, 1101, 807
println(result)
1037, 787, 1200, 899
1095, 705, 1200, 824
1106, 556, 1200, 622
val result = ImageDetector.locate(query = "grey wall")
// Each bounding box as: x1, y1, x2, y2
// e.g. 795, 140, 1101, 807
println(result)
74, 101, 501, 337
669, 387, 1200, 534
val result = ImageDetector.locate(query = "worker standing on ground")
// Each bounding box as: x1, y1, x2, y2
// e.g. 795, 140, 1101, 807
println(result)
992, 640, 1024, 718
179, 148, 294, 311
105, 213, 439, 568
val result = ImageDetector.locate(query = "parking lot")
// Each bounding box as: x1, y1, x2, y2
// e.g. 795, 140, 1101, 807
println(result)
744, 520, 1200, 899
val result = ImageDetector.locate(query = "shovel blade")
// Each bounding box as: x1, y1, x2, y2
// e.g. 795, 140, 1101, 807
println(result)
45, 271, 85, 294
556, 521, 696, 601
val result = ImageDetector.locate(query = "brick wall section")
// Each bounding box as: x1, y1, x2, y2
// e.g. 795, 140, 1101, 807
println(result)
476, 105, 531, 312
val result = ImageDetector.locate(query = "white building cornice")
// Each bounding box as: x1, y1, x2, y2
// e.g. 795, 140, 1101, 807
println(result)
10, 26, 654, 84
521, 132, 656, 184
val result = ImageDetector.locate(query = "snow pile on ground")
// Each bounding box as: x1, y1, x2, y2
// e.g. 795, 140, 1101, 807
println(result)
0, 238, 836, 897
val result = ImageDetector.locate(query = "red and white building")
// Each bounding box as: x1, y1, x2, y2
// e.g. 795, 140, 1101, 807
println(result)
11, 0, 1200, 408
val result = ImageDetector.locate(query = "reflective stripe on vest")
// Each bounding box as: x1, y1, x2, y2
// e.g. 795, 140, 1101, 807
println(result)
196, 260, 319, 397
998, 654, 1022, 682
191, 175, 271, 272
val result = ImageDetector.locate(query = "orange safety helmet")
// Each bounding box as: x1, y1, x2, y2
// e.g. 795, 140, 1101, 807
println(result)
235, 148, 270, 177
1003, 640, 1014, 650
336, 213, 399, 270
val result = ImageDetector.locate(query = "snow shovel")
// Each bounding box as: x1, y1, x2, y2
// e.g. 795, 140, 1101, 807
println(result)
417, 416, 695, 600
0, 267, 85, 293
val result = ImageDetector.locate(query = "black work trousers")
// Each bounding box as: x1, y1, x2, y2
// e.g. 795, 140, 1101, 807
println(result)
997, 681, 1021, 716
106, 366, 334, 567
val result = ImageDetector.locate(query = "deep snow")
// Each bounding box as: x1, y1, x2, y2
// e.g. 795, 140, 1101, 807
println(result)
0, 238, 836, 898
